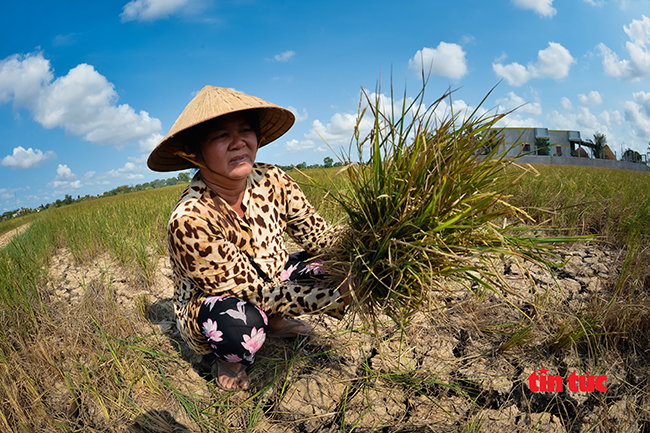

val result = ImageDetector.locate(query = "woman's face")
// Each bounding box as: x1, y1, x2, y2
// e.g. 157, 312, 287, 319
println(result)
197, 112, 258, 186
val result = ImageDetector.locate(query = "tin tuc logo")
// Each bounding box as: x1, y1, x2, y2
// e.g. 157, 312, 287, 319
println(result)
527, 368, 608, 393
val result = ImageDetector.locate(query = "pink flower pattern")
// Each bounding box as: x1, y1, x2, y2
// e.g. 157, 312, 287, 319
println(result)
202, 318, 223, 343
224, 353, 243, 363
280, 263, 299, 282
241, 327, 266, 354
198, 257, 327, 366
220, 299, 247, 324
204, 296, 224, 311
304, 259, 325, 275
256, 307, 268, 326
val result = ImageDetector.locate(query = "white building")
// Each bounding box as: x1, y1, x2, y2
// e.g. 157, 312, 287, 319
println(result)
496, 127, 583, 158
489, 127, 647, 172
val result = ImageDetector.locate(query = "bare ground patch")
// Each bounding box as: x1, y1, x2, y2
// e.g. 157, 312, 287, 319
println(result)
0, 223, 31, 250
41, 242, 649, 432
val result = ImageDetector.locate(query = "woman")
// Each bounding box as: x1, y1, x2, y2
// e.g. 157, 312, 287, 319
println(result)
147, 86, 349, 391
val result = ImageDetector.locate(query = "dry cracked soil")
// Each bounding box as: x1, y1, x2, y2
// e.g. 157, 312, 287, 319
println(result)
44, 241, 648, 433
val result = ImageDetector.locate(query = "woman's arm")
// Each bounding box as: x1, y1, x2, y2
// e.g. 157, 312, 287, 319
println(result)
168, 213, 272, 296
280, 169, 343, 254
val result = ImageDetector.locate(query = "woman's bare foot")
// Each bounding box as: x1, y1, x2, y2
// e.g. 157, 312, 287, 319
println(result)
268, 317, 314, 337
215, 360, 249, 390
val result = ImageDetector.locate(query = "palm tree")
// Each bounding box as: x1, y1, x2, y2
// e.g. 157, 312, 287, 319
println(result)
583, 132, 607, 159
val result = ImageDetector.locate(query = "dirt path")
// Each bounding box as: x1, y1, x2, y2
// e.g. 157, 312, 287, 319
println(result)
0, 223, 31, 250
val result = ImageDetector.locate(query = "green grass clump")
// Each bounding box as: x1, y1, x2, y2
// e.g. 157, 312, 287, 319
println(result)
320, 83, 582, 320
507, 164, 650, 246
0, 212, 40, 236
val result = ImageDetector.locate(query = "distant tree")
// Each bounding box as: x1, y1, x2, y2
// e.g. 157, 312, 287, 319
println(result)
296, 162, 307, 170
535, 138, 550, 156
178, 171, 191, 183
584, 133, 607, 159
622, 149, 643, 163
323, 157, 334, 168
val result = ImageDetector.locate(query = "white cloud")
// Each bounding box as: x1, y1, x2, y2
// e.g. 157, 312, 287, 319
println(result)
271, 76, 293, 83
583, 0, 605, 5
493, 63, 530, 87
546, 107, 611, 139
495, 91, 542, 115
631, 90, 650, 117
120, 0, 189, 22
284, 91, 485, 156
274, 51, 295, 62
284, 111, 362, 153
578, 90, 603, 106
309, 112, 375, 146
52, 34, 78, 47
2, 146, 56, 169
512, 0, 556, 17
106, 162, 145, 180
284, 94, 380, 153
409, 42, 468, 80
0, 52, 52, 106
34, 64, 162, 144
47, 164, 82, 189
493, 42, 574, 86
138, 133, 163, 152
531, 43, 574, 79
599, 110, 622, 126
460, 35, 476, 46
624, 90, 650, 140
0, 52, 162, 146
128, 154, 149, 163
0, 187, 24, 201
288, 106, 308, 122
624, 13, 650, 44
496, 113, 542, 128
598, 15, 650, 81
285, 138, 315, 153
561, 97, 573, 110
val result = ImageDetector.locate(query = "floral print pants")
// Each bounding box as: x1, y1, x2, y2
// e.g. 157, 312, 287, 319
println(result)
197, 251, 327, 366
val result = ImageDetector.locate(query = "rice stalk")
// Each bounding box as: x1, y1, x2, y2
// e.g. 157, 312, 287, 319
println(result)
320, 80, 583, 322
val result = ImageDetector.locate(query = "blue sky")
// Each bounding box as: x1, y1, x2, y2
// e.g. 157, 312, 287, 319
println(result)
2, 0, 650, 212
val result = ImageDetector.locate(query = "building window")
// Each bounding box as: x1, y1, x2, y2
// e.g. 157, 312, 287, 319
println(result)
523, 144, 530, 152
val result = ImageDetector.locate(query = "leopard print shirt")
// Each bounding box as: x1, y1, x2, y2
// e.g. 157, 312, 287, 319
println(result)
168, 163, 346, 354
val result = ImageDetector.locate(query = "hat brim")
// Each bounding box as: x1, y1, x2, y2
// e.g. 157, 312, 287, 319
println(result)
147, 87, 295, 172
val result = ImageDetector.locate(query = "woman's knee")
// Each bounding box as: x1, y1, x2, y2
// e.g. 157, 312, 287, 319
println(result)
197, 296, 269, 365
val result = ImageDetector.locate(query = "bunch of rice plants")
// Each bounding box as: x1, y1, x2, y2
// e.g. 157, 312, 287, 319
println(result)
321, 82, 577, 321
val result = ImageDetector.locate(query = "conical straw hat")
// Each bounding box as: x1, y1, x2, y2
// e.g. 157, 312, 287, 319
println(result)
148, 86, 295, 172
